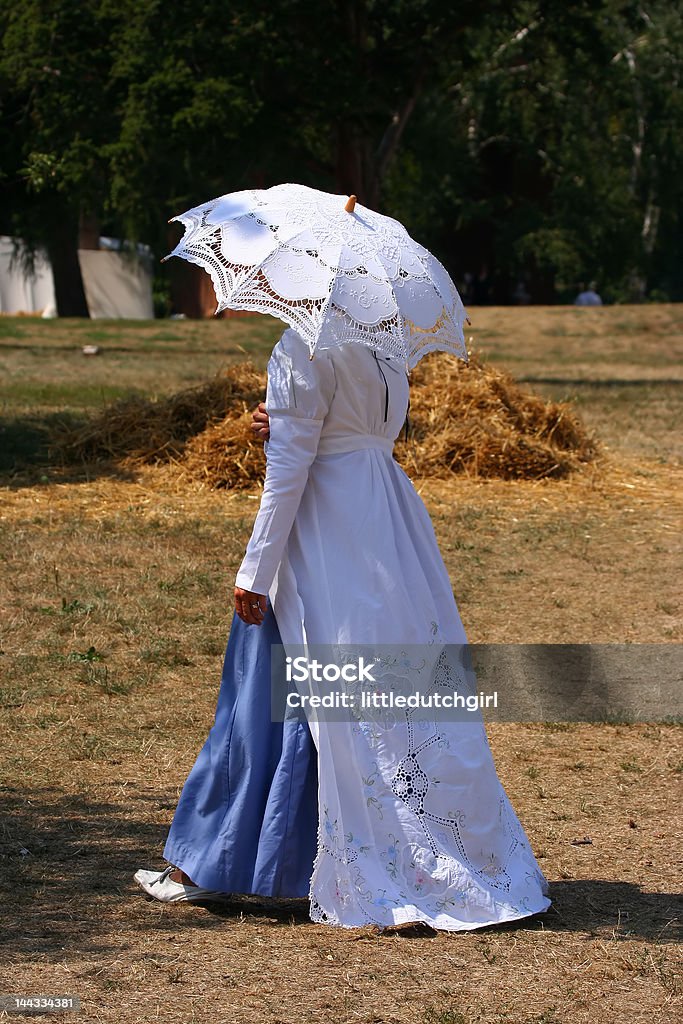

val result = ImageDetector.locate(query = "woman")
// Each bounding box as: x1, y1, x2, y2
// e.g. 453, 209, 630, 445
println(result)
136, 326, 551, 930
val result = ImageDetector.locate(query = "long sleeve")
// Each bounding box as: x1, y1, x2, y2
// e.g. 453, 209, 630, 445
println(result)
234, 329, 336, 595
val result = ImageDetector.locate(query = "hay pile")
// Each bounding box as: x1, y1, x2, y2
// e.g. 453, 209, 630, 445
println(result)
52, 362, 265, 466
52, 351, 598, 486
182, 414, 267, 490
397, 351, 598, 480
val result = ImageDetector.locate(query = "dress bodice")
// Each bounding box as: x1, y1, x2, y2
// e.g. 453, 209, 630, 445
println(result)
315, 336, 410, 453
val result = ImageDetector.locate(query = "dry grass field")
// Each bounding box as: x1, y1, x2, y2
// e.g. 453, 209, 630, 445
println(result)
0, 306, 681, 1023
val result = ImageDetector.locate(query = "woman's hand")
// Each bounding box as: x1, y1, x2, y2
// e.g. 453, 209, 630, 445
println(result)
234, 587, 267, 625
251, 402, 270, 441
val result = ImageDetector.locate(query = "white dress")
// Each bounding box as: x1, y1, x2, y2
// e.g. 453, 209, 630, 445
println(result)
236, 328, 551, 930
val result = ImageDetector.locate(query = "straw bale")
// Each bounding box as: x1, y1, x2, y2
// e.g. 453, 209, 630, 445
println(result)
52, 350, 598, 487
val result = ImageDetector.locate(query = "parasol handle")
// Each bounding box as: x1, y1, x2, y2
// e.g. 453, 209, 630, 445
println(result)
345, 194, 357, 213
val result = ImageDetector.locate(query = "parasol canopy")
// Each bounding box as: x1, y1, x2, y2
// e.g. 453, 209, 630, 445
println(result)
163, 183, 469, 369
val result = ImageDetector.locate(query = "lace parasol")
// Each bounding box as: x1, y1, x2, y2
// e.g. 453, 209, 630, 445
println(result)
162, 183, 469, 369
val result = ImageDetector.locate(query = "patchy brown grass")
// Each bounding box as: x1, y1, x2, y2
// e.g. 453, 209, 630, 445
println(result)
0, 307, 681, 1023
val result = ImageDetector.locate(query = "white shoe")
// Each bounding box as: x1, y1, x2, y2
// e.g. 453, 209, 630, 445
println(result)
134, 865, 230, 903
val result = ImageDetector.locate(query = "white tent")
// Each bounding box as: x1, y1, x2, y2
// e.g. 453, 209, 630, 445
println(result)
0, 236, 55, 315
0, 236, 154, 318
79, 246, 154, 319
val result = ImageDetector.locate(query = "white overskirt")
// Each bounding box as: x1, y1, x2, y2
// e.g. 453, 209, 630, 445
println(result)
270, 447, 551, 930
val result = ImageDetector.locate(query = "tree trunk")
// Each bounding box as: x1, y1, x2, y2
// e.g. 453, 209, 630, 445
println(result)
78, 210, 101, 250
335, 121, 370, 204
46, 215, 90, 318
334, 95, 422, 210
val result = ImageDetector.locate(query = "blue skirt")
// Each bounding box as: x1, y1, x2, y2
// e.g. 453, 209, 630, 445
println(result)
163, 606, 318, 897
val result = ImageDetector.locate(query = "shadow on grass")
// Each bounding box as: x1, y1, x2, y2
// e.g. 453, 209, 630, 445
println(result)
0, 412, 83, 471
0, 786, 312, 962
517, 376, 683, 387
0, 341, 268, 357
1, 786, 679, 960
0, 413, 138, 487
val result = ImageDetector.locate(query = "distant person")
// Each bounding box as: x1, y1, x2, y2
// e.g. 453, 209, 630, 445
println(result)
574, 282, 603, 306
460, 270, 475, 304
512, 279, 531, 305
472, 264, 491, 304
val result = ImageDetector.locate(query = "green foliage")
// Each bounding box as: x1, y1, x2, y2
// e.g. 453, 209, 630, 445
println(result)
0, 1, 121, 237
0, 0, 681, 302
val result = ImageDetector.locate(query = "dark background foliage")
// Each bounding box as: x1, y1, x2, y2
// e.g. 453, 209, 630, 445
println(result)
1, 0, 681, 312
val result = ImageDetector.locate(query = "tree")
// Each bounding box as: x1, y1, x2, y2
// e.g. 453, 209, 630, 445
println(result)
387, 1, 683, 301
0, 0, 123, 314
1, 0, 681, 312
104, 0, 506, 308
